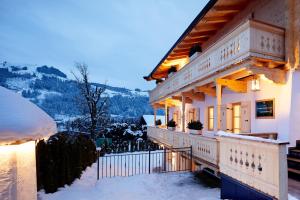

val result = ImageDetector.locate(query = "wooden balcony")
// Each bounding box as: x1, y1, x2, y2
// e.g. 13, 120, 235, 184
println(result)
150, 20, 285, 103
147, 126, 288, 200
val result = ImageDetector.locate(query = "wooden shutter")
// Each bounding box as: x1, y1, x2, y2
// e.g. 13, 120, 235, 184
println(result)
241, 101, 251, 133
195, 108, 200, 121
220, 105, 227, 131
220, 104, 233, 132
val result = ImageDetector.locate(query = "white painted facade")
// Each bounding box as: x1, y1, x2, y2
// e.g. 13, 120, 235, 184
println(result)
168, 70, 300, 146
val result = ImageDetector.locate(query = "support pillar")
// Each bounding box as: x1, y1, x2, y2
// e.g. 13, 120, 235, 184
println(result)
215, 84, 222, 131
181, 96, 186, 132
165, 103, 168, 126
153, 107, 157, 125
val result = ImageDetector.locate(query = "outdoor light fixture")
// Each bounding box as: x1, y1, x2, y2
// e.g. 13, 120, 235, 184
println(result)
251, 76, 260, 91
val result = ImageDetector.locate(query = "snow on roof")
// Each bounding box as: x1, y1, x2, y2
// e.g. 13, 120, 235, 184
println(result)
0, 86, 57, 145
142, 115, 165, 126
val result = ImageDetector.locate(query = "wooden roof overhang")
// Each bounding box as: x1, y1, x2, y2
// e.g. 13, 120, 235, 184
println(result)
144, 0, 250, 81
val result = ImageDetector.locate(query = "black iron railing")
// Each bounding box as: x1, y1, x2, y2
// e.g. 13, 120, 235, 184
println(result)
97, 146, 192, 179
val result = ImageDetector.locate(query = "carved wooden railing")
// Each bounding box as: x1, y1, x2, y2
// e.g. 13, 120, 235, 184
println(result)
218, 134, 288, 200
149, 20, 285, 103
147, 126, 219, 166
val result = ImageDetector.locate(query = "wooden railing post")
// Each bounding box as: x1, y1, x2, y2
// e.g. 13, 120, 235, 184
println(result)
190, 145, 193, 172
97, 150, 100, 180
148, 150, 151, 174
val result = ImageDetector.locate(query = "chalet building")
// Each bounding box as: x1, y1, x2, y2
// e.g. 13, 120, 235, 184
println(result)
144, 0, 300, 199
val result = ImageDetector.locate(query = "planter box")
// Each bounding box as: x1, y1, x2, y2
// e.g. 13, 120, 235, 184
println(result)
167, 127, 176, 131
188, 129, 202, 135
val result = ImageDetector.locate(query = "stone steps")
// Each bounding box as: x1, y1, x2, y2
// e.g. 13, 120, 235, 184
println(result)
288, 140, 300, 180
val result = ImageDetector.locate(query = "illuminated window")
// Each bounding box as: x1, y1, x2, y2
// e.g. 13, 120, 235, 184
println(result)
232, 103, 241, 133
208, 106, 214, 131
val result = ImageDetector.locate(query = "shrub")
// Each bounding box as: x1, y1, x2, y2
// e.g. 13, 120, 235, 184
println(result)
187, 120, 203, 130
167, 119, 176, 127
155, 119, 162, 126
36, 133, 97, 193
167, 66, 177, 74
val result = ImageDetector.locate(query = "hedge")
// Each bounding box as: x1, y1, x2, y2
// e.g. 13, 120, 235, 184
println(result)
36, 133, 97, 193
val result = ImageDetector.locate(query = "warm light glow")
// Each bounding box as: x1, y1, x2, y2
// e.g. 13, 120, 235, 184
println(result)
251, 77, 260, 91
165, 58, 189, 70
260, 74, 274, 84
0, 140, 35, 153
208, 107, 214, 130
171, 152, 177, 170
0, 141, 37, 200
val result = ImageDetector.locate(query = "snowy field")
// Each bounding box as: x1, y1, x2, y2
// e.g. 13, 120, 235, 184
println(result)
39, 162, 220, 200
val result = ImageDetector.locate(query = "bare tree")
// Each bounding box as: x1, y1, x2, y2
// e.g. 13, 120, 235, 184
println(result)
72, 63, 108, 139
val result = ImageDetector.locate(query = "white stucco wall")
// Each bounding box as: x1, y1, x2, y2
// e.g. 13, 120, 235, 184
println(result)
168, 71, 300, 145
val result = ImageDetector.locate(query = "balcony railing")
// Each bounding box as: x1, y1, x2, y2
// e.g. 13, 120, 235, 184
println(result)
147, 126, 288, 200
150, 20, 285, 103
147, 126, 219, 166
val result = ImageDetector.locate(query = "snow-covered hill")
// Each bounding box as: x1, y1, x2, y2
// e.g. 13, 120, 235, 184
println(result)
0, 61, 152, 120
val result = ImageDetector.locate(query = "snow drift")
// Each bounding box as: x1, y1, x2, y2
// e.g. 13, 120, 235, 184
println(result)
0, 86, 57, 145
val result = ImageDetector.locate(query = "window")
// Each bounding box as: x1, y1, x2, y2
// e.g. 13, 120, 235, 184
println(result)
232, 103, 241, 133
208, 106, 214, 131
188, 109, 196, 122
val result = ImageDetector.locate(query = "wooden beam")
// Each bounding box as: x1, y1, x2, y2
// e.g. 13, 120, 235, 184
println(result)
152, 103, 164, 109
169, 52, 189, 57
212, 5, 244, 13
195, 86, 216, 97
166, 55, 188, 61
189, 30, 216, 37
171, 96, 182, 101
215, 78, 247, 93
247, 66, 286, 84
182, 90, 205, 101
203, 16, 233, 23
225, 70, 252, 80
173, 48, 190, 53
182, 38, 206, 44
195, 23, 223, 31
177, 43, 193, 49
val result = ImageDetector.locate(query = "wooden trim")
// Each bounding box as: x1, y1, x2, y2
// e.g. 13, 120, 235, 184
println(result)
255, 99, 275, 119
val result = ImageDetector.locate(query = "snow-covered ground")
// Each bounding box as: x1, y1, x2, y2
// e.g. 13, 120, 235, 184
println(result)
39, 162, 220, 200
39, 150, 299, 200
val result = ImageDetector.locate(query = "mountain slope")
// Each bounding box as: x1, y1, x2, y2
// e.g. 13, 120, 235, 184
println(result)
0, 61, 153, 120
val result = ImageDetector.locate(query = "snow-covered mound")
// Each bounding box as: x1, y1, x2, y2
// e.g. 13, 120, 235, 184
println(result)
0, 86, 57, 145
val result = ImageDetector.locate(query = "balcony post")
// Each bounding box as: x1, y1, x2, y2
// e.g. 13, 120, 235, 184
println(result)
215, 83, 222, 131
153, 107, 157, 125
165, 103, 168, 126
181, 96, 186, 132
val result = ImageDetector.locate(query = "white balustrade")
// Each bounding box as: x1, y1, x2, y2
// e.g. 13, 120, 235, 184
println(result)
147, 127, 288, 200
147, 126, 218, 166
218, 135, 288, 200
149, 20, 285, 103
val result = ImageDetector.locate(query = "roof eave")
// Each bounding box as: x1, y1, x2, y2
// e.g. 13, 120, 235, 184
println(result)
144, 0, 219, 81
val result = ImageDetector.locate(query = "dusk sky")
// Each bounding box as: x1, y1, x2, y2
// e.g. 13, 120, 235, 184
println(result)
0, 0, 209, 90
